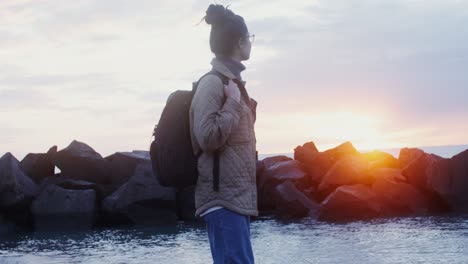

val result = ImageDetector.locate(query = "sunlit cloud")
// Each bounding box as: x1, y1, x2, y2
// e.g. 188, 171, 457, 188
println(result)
1, 0, 467, 160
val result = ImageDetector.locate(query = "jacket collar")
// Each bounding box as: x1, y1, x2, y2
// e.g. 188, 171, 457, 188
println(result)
211, 57, 247, 86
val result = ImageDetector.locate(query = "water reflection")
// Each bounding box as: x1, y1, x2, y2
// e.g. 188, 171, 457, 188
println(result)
1, 215, 468, 264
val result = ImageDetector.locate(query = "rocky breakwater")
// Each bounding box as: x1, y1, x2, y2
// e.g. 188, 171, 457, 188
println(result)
0, 140, 195, 234
1, 139, 467, 234
257, 141, 467, 222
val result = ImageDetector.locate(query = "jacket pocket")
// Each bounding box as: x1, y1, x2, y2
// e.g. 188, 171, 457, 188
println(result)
227, 114, 251, 146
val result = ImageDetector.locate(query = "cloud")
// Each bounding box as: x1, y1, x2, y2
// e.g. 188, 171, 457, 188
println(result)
1, 0, 467, 157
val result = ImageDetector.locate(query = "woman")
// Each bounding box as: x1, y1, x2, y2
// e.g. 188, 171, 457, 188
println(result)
189, 4, 258, 264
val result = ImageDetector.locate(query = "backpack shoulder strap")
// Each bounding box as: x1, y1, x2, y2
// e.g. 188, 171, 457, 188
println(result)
192, 70, 229, 93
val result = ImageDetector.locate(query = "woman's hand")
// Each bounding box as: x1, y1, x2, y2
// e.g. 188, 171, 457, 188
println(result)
223, 79, 241, 103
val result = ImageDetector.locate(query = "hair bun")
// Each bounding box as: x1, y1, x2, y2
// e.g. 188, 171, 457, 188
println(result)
205, 4, 227, 25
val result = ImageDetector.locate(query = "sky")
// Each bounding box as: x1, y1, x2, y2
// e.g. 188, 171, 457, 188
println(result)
1, 0, 468, 160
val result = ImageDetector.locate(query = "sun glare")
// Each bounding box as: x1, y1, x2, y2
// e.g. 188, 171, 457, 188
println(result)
257, 110, 403, 153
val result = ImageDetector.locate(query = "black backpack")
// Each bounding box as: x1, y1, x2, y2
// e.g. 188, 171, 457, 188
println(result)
150, 70, 229, 190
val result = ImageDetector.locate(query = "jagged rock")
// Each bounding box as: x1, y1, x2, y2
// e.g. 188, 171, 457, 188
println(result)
52, 140, 111, 184
400, 149, 441, 190
426, 149, 468, 212
105, 151, 149, 187
36, 174, 115, 203
318, 155, 371, 197
31, 184, 97, 231
399, 148, 425, 169
368, 168, 406, 182
0, 153, 38, 208
272, 181, 320, 218
318, 184, 382, 222
371, 169, 429, 216
296, 141, 360, 185
262, 155, 292, 169
262, 160, 308, 185
361, 150, 399, 170
20, 146, 57, 183
39, 175, 97, 191
102, 162, 177, 226
294, 141, 319, 162
256, 160, 265, 179
258, 159, 309, 212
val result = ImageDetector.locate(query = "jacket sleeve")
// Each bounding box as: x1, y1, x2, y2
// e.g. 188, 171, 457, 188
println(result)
192, 75, 243, 153
250, 98, 257, 124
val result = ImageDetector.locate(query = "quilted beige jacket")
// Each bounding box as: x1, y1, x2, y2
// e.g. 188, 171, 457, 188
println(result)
189, 57, 259, 218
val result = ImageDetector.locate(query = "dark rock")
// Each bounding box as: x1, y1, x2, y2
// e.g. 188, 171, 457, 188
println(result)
399, 149, 467, 212
0, 153, 38, 208
52, 140, 111, 184
20, 146, 57, 183
263, 160, 308, 185
256, 160, 265, 179
302, 186, 317, 201
294, 141, 319, 162
40, 174, 97, 190
31, 184, 97, 231
37, 174, 115, 203
317, 155, 371, 198
272, 181, 320, 218
258, 159, 309, 214
426, 149, 468, 212
318, 184, 382, 222
102, 162, 177, 226
105, 151, 150, 187
401, 151, 441, 190
262, 155, 292, 169
371, 169, 429, 216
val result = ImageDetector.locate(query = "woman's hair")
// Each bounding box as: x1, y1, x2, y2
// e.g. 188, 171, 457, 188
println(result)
204, 4, 248, 57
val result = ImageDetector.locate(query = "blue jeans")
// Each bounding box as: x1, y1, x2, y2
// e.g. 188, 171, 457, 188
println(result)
203, 208, 255, 264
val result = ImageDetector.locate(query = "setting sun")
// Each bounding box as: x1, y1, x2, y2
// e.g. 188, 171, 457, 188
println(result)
257, 110, 403, 153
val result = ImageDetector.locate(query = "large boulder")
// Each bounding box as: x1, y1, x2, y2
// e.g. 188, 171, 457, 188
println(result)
52, 140, 111, 184
295, 141, 360, 185
400, 150, 441, 190
262, 155, 292, 169
20, 146, 57, 183
272, 181, 320, 218
37, 174, 115, 203
105, 151, 150, 187
294, 141, 319, 163
400, 148, 468, 212
102, 162, 178, 226
317, 155, 371, 198
399, 148, 425, 169
318, 184, 382, 222
426, 149, 468, 212
31, 184, 97, 231
371, 168, 430, 216
0, 153, 38, 208
257, 160, 308, 213
261, 160, 308, 187
361, 150, 399, 170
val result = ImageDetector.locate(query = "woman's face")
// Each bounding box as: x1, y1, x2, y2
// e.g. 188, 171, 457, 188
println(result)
239, 33, 253, 61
